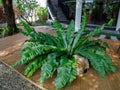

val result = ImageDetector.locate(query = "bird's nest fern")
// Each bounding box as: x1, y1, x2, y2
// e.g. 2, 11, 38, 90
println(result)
12, 10, 116, 89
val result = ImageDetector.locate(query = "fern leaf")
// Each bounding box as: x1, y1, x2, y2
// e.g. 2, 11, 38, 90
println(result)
81, 9, 87, 32
72, 36, 88, 54
67, 20, 76, 52
72, 23, 105, 55
66, 20, 75, 43
79, 45, 116, 77
21, 21, 36, 34
19, 29, 29, 36
40, 53, 59, 83
74, 39, 102, 54
71, 10, 87, 53
24, 56, 46, 77
55, 57, 77, 89
52, 20, 67, 48
68, 58, 77, 83
38, 32, 64, 48
53, 20, 64, 38
12, 43, 57, 68
87, 24, 105, 37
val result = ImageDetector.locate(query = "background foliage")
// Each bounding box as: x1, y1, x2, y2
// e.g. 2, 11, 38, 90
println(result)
16, 0, 39, 24
36, 6, 48, 20
0, 0, 2, 5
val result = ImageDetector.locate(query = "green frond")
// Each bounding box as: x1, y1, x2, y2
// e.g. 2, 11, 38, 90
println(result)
67, 20, 76, 52
21, 21, 62, 47
24, 38, 38, 43
81, 8, 87, 32
72, 36, 88, 54
87, 24, 105, 38
71, 10, 87, 54
12, 43, 57, 68
19, 29, 30, 36
40, 53, 59, 83
79, 45, 116, 77
24, 56, 46, 77
21, 21, 36, 34
66, 20, 75, 42
71, 9, 105, 56
52, 20, 67, 48
75, 39, 102, 53
55, 57, 77, 89
38, 32, 64, 48
52, 20, 64, 38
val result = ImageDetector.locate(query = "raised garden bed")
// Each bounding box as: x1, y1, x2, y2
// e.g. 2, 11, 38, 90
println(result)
0, 28, 120, 90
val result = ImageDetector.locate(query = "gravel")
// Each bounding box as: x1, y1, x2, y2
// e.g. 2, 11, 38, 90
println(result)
0, 62, 41, 90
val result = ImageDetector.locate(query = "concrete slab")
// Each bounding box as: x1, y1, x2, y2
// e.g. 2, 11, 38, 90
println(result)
110, 36, 118, 40
99, 35, 106, 39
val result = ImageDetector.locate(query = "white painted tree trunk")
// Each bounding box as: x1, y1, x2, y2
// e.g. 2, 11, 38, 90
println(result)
75, 0, 83, 32
116, 8, 120, 31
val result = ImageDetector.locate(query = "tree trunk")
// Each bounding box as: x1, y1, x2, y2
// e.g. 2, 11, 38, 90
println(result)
2, 0, 18, 35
